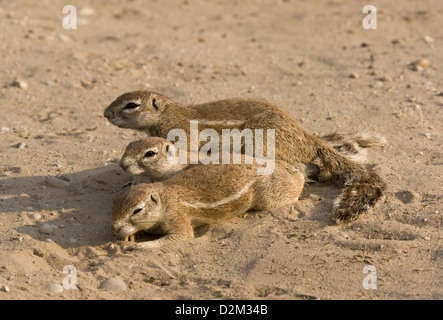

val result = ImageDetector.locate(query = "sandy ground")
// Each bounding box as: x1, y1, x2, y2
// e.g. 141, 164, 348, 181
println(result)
0, 0, 442, 300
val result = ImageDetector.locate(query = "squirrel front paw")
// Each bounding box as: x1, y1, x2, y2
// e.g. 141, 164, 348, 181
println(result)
124, 241, 162, 251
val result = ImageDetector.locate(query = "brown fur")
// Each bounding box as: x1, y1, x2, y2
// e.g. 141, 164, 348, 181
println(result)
105, 91, 387, 223
319, 130, 385, 163
120, 137, 310, 182
119, 131, 381, 184
120, 137, 188, 182
111, 162, 305, 249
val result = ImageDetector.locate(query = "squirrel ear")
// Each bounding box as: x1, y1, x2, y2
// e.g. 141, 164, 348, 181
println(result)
151, 97, 163, 111
150, 192, 161, 207
150, 93, 169, 112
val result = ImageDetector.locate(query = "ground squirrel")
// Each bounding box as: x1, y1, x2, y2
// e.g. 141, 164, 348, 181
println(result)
120, 133, 383, 184
111, 161, 305, 249
119, 137, 186, 185
105, 91, 387, 223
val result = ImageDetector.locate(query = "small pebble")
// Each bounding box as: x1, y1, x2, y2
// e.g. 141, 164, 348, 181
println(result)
11, 142, 25, 149
424, 132, 431, 138
349, 73, 359, 79
0, 127, 9, 134
99, 278, 127, 292
46, 283, 63, 294
78, 7, 95, 16
1, 285, 10, 292
33, 248, 45, 257
69, 237, 77, 243
411, 59, 431, 71
373, 81, 384, 88
424, 236, 431, 241
105, 158, 119, 164
11, 79, 28, 89
39, 223, 56, 235
30, 213, 41, 220
46, 176, 70, 189
424, 35, 434, 44
379, 76, 392, 82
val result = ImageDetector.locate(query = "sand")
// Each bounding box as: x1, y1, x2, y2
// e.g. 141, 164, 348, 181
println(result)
0, 0, 442, 300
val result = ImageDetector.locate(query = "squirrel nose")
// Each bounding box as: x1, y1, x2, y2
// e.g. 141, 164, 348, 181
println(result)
104, 109, 113, 119
111, 224, 121, 234
119, 158, 128, 170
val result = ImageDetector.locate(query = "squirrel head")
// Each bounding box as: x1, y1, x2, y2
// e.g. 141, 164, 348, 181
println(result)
104, 91, 171, 130
111, 183, 163, 239
120, 137, 182, 180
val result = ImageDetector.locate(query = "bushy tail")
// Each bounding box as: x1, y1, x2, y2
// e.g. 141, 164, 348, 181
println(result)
319, 130, 386, 164
315, 140, 387, 223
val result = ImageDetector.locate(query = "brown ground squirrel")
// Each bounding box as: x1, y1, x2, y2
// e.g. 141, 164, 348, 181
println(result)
105, 91, 387, 223
120, 133, 383, 183
111, 161, 305, 249
119, 137, 188, 184
120, 137, 313, 181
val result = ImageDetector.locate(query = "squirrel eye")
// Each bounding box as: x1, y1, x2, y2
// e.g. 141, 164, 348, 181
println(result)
132, 208, 143, 215
144, 151, 157, 158
124, 102, 140, 110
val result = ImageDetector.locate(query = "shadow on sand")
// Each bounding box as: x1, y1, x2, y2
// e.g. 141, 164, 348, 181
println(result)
1, 164, 129, 249
1, 164, 339, 251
